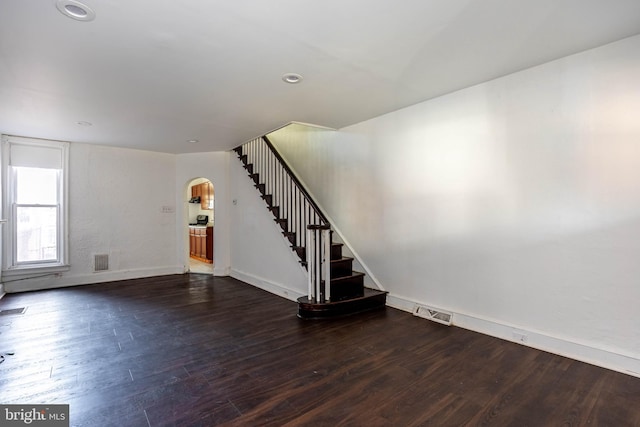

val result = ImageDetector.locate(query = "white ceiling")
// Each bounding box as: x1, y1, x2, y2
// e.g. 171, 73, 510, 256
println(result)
1, 0, 639, 154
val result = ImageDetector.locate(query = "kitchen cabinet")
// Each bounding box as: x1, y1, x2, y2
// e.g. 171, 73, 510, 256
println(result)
189, 226, 213, 263
206, 226, 213, 261
191, 184, 201, 200
201, 182, 213, 210
191, 182, 213, 210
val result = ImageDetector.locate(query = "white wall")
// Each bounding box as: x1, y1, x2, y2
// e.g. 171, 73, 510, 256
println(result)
228, 157, 308, 301
3, 145, 235, 290
176, 152, 231, 276
268, 35, 640, 376
5, 142, 181, 292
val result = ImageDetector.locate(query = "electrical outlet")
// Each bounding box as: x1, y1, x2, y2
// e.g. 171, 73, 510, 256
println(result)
161, 206, 174, 213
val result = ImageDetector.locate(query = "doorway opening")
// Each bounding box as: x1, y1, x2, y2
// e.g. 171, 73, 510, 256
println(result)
187, 178, 214, 274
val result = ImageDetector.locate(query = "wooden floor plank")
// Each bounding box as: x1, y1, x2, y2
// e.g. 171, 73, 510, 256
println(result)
1, 274, 639, 426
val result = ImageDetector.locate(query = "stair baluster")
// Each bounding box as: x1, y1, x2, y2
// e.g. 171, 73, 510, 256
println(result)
234, 136, 328, 259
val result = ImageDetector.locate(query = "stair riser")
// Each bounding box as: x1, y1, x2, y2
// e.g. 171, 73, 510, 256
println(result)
331, 275, 364, 300
292, 243, 344, 262
331, 244, 343, 260
331, 259, 353, 278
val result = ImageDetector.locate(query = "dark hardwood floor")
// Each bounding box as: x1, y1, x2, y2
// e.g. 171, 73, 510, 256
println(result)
1, 274, 639, 426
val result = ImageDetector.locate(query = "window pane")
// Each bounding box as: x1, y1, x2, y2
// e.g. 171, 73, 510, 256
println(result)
16, 206, 58, 262
15, 167, 59, 205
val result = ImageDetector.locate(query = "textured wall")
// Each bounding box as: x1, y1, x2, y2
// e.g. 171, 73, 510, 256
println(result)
6, 142, 180, 291
269, 35, 640, 373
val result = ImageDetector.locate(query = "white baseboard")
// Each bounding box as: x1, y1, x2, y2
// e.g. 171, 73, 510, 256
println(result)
230, 269, 305, 303
8, 264, 636, 379
386, 294, 640, 379
3, 266, 184, 293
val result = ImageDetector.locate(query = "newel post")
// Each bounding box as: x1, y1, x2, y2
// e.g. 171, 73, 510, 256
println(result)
306, 224, 331, 303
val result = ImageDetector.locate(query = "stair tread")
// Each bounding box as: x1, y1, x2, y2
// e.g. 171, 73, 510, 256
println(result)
330, 271, 364, 282
295, 243, 341, 248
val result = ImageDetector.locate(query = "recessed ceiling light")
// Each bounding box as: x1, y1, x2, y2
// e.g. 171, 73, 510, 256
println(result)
282, 73, 303, 84
76, 121, 92, 127
187, 139, 199, 144
56, 0, 95, 22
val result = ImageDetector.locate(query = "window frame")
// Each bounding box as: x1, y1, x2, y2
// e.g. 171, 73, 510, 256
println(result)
2, 135, 70, 276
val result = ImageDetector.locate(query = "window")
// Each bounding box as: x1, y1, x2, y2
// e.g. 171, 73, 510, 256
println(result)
2, 136, 69, 274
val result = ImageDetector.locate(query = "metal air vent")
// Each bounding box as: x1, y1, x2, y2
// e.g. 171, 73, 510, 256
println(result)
94, 254, 109, 272
413, 304, 452, 326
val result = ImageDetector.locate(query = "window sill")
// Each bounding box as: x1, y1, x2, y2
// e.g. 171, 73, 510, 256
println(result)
2, 264, 70, 279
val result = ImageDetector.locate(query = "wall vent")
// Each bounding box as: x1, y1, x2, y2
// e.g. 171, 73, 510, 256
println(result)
413, 304, 452, 326
0, 307, 26, 316
94, 254, 109, 272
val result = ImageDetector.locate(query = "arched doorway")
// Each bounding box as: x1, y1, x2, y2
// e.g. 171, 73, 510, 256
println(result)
186, 177, 214, 274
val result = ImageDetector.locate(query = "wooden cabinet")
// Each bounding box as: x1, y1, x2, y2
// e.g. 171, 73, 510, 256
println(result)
206, 226, 213, 261
195, 228, 203, 258
189, 230, 196, 256
200, 182, 213, 210
191, 184, 202, 202
189, 226, 213, 263
191, 182, 213, 210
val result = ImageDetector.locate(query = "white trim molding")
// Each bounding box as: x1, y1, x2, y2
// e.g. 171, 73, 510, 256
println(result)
386, 293, 640, 379
230, 268, 305, 303
3, 265, 184, 293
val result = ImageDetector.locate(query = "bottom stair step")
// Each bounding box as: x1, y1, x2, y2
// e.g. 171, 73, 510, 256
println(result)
297, 288, 388, 319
